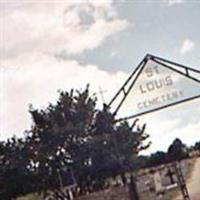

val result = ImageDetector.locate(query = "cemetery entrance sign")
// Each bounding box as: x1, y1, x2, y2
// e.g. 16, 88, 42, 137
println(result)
108, 54, 200, 200
109, 54, 200, 121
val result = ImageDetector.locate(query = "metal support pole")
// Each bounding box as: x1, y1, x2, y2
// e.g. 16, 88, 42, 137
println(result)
173, 162, 191, 200
129, 175, 140, 200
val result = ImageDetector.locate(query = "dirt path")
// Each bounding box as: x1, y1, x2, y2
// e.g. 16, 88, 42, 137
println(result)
187, 158, 200, 200
174, 158, 200, 200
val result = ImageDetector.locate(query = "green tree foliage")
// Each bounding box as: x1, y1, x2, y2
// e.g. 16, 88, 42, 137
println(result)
167, 138, 188, 162
147, 151, 167, 167
0, 86, 150, 199
194, 141, 200, 152
0, 138, 39, 200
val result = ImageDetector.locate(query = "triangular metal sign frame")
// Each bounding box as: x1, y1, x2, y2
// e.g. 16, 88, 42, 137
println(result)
108, 54, 200, 122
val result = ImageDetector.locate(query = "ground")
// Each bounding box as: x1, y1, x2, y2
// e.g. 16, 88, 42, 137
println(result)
16, 157, 200, 200
186, 157, 200, 200
174, 157, 200, 200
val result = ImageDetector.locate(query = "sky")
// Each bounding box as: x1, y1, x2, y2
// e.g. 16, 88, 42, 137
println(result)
0, 0, 200, 154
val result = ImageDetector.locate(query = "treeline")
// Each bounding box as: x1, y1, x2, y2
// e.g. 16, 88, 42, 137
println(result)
0, 86, 150, 200
1, 86, 199, 200
141, 138, 200, 169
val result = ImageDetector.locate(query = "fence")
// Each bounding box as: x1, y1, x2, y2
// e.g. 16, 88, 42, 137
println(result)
44, 160, 192, 200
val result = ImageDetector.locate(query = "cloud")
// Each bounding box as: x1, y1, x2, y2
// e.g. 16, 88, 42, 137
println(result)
167, 0, 184, 6
140, 96, 200, 155
110, 51, 118, 57
63, 19, 128, 54
162, 119, 200, 150
1, 0, 129, 58
0, 0, 130, 139
0, 54, 127, 140
180, 39, 195, 54
1, 0, 199, 154
1, 53, 200, 152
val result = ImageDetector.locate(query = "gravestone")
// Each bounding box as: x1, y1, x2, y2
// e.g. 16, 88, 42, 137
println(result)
153, 171, 164, 194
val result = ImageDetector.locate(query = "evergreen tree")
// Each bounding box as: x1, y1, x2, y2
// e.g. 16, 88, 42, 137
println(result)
167, 138, 188, 162
0, 86, 150, 199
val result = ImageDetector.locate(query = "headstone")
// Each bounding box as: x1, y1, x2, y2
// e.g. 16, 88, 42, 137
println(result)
153, 171, 164, 193
68, 189, 74, 200
166, 168, 175, 185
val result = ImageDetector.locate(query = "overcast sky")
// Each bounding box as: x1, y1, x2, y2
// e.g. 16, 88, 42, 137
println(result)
1, 0, 200, 154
